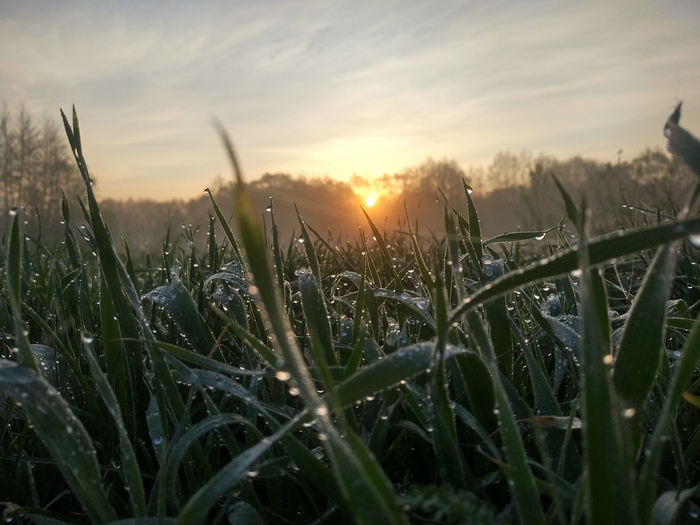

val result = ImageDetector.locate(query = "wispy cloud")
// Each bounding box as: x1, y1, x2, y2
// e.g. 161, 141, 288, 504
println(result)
1, 0, 699, 200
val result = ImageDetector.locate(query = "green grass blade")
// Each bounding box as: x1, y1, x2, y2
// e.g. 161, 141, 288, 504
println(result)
268, 199, 286, 296
299, 268, 339, 368
464, 180, 483, 263
337, 342, 462, 406
0, 360, 117, 523
613, 242, 679, 459
206, 189, 244, 265
465, 311, 546, 525
7, 214, 38, 372
579, 236, 637, 523
361, 207, 402, 291
638, 308, 700, 523
143, 274, 216, 355
217, 128, 406, 524
174, 415, 301, 525
295, 205, 322, 284
450, 216, 700, 324
82, 336, 147, 517
429, 272, 471, 489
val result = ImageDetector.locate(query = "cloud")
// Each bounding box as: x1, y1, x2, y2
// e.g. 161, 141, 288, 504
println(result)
1, 0, 700, 200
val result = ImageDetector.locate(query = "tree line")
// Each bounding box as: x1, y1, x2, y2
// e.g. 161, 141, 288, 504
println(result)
1, 104, 695, 255
0, 105, 83, 240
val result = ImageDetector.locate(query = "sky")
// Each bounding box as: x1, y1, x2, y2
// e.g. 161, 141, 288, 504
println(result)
1, 0, 700, 201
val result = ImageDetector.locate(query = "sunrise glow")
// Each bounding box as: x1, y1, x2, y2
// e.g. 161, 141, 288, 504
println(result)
365, 193, 377, 207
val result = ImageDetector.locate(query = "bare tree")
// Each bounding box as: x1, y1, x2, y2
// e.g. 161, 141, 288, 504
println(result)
0, 104, 83, 241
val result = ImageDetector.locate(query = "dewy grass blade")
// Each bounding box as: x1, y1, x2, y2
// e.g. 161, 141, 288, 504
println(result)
466, 311, 546, 525
429, 272, 472, 489
298, 268, 339, 368
638, 306, 700, 524
61, 107, 151, 437
450, 215, 700, 324
295, 205, 322, 284
175, 414, 302, 525
464, 179, 483, 263
7, 214, 38, 372
613, 242, 679, 459
207, 190, 245, 266
578, 230, 637, 524
510, 317, 582, 481
268, 199, 286, 296
0, 360, 117, 523
216, 127, 407, 524
82, 335, 147, 517
337, 342, 463, 406
143, 274, 217, 356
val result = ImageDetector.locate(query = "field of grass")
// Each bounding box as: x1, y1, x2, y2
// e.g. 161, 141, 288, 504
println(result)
1, 106, 700, 524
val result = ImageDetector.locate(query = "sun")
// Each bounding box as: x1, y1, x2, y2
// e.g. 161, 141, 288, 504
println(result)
365, 193, 378, 207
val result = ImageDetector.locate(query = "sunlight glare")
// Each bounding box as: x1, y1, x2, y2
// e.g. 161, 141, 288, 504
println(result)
365, 193, 377, 207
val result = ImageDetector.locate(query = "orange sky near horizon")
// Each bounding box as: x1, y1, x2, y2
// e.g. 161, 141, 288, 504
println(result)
2, 1, 700, 202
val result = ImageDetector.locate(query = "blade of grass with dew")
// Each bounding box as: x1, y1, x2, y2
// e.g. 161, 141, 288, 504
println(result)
206, 189, 245, 271
299, 269, 340, 374
373, 289, 435, 330
429, 271, 472, 489
638, 307, 700, 523
81, 335, 147, 518
211, 304, 278, 366
337, 342, 464, 406
143, 274, 216, 356
295, 206, 322, 284
61, 107, 150, 437
100, 274, 135, 422
6, 214, 38, 372
579, 244, 637, 524
613, 241, 680, 461
268, 200, 286, 296
509, 317, 582, 481
452, 350, 498, 432
216, 126, 407, 524
178, 364, 348, 514
21, 303, 93, 400
146, 340, 262, 378
0, 360, 117, 523
449, 215, 700, 324
466, 310, 547, 525
361, 207, 402, 292
174, 413, 302, 525
483, 227, 557, 245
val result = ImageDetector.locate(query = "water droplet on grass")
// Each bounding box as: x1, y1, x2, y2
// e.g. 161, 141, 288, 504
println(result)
275, 370, 291, 381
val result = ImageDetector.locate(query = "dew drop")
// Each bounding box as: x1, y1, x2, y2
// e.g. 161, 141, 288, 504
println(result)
275, 370, 291, 381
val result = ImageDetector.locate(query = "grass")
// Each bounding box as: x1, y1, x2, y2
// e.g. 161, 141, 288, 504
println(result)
0, 105, 699, 524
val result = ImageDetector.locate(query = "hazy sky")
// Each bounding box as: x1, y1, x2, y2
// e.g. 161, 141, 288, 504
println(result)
2, 1, 699, 201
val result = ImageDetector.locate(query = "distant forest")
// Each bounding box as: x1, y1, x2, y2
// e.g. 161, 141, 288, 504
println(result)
1, 105, 696, 255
